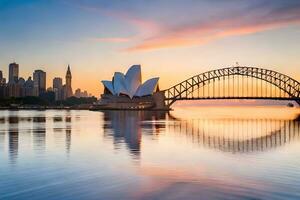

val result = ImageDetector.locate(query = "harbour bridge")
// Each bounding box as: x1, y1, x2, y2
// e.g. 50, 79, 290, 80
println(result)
164, 66, 300, 107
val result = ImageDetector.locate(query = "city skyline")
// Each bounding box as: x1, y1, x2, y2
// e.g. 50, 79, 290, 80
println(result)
0, 62, 92, 99
0, 0, 300, 96
1, 1, 300, 200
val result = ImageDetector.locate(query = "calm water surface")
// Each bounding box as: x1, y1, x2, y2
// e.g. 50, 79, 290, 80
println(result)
1, 105, 300, 200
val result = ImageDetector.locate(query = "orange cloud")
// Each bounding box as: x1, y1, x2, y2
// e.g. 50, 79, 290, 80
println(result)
73, 1, 300, 52
125, 7, 300, 52
75, 4, 160, 38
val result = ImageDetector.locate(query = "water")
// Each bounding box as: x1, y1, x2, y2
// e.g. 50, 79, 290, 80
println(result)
1, 105, 300, 200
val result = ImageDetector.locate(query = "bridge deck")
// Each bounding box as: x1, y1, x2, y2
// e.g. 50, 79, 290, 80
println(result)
165, 97, 300, 101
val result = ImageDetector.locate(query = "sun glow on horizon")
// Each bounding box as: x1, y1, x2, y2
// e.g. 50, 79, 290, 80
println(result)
0, 1, 300, 96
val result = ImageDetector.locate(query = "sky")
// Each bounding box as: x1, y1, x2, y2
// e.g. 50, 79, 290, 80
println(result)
0, 0, 300, 96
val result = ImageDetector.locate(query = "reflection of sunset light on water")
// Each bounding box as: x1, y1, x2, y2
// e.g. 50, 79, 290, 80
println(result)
1, 108, 300, 199
172, 101, 300, 120
162, 103, 300, 151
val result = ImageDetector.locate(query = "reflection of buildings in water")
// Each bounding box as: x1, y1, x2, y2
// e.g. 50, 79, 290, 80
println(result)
167, 117, 300, 153
53, 116, 63, 122
52, 113, 72, 154
65, 115, 72, 154
0, 117, 5, 124
8, 129, 18, 164
51, 114, 72, 154
53, 115, 63, 133
103, 111, 167, 157
0, 117, 6, 151
66, 128, 71, 154
32, 115, 46, 152
0, 131, 4, 152
8, 115, 19, 164
75, 114, 81, 121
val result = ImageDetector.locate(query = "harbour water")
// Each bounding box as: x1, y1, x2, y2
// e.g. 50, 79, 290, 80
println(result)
1, 104, 300, 200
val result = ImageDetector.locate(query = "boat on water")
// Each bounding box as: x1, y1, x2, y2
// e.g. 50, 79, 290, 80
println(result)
287, 103, 294, 107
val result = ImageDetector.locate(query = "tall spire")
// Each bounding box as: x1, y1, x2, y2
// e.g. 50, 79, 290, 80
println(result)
65, 64, 73, 98
66, 64, 71, 77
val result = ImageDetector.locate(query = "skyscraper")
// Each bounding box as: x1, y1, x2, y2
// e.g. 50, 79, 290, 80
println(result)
64, 65, 73, 99
0, 70, 5, 97
24, 77, 34, 96
75, 88, 81, 98
9, 62, 19, 83
7, 63, 21, 97
53, 77, 63, 101
33, 70, 46, 96
66, 65, 72, 87
0, 70, 5, 85
53, 77, 62, 90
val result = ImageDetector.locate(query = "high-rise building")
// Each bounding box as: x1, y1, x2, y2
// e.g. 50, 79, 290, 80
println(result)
66, 65, 72, 87
33, 70, 46, 96
83, 90, 88, 97
63, 65, 73, 99
17, 77, 26, 97
53, 77, 62, 90
75, 88, 81, 98
24, 77, 34, 96
0, 70, 5, 97
9, 62, 19, 83
0, 70, 5, 85
7, 83, 21, 97
52, 77, 63, 101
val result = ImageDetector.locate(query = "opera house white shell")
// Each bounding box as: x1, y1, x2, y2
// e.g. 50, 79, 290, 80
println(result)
102, 65, 159, 98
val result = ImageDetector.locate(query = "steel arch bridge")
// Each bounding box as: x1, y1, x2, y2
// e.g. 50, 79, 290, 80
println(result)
164, 66, 300, 107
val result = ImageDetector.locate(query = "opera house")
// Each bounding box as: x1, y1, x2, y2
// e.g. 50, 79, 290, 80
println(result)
93, 65, 167, 110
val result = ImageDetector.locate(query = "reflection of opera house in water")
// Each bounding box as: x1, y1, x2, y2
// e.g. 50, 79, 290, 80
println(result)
92, 65, 167, 110
102, 110, 167, 158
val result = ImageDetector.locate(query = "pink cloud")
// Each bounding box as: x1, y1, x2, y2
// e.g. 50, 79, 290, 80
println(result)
125, 6, 300, 52
72, 1, 300, 51
74, 3, 160, 38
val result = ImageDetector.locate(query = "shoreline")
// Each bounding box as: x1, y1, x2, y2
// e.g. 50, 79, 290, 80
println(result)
0, 106, 171, 111
0, 106, 92, 110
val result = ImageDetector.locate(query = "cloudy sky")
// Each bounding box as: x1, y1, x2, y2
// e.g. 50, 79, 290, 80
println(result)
0, 0, 300, 95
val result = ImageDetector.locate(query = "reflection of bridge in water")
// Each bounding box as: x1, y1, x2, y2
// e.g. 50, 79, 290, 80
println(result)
102, 110, 300, 154
167, 117, 300, 153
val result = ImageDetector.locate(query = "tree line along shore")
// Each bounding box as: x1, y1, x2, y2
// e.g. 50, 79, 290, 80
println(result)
0, 96, 97, 110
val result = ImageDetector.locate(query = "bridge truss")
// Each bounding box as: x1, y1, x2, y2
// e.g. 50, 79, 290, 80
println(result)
164, 66, 300, 107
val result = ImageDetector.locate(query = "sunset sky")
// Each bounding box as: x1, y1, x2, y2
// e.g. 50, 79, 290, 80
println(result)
0, 0, 300, 96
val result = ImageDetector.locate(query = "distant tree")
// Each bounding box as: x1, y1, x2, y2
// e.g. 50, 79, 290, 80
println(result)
0, 96, 48, 106
18, 96, 48, 105
56, 96, 97, 106
40, 91, 55, 104
0, 95, 97, 107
